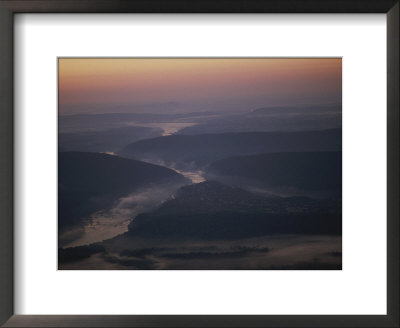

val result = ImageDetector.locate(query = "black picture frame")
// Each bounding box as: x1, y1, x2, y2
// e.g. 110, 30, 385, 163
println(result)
0, 1, 398, 327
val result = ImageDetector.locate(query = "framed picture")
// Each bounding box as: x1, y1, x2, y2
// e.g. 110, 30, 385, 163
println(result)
0, 1, 398, 327
57, 57, 343, 271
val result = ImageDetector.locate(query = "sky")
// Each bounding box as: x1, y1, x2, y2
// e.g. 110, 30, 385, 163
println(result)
58, 58, 342, 115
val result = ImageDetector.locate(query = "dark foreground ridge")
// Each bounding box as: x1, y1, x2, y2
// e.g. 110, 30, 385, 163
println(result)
127, 181, 342, 240
58, 180, 342, 269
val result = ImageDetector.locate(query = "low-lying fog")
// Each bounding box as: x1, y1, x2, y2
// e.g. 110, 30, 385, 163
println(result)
60, 181, 186, 248
60, 235, 342, 270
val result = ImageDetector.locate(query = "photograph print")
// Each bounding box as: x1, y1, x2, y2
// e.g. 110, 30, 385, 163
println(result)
58, 58, 342, 270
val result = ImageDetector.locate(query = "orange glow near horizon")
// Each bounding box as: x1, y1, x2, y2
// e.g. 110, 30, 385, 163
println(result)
58, 58, 341, 114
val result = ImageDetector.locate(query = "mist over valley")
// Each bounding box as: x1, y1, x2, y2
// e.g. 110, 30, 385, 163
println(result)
58, 58, 342, 270
58, 104, 342, 270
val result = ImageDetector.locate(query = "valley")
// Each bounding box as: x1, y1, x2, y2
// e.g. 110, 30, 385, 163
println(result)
58, 105, 342, 270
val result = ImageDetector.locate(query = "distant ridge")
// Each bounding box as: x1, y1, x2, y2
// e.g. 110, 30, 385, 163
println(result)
119, 129, 342, 169
251, 103, 341, 115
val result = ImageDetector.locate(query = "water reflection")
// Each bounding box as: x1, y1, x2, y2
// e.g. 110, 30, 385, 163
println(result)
125, 122, 197, 136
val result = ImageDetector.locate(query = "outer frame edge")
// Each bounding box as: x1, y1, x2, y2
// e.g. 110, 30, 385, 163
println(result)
0, 0, 14, 327
2, 314, 400, 328
1, 0, 399, 13
2, 0, 399, 327
387, 2, 400, 327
